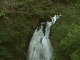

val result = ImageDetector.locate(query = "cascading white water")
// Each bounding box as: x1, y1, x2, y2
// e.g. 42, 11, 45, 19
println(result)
27, 15, 61, 60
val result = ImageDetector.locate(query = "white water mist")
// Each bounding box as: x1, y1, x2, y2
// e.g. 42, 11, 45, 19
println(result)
27, 15, 61, 60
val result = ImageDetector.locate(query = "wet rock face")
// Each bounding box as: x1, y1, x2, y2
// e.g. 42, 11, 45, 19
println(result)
37, 16, 52, 35
37, 22, 46, 35
38, 15, 51, 23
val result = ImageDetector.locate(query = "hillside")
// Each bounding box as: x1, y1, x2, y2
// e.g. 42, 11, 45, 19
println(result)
0, 0, 80, 60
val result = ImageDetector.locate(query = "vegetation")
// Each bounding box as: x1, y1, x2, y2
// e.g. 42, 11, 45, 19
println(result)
0, 0, 80, 60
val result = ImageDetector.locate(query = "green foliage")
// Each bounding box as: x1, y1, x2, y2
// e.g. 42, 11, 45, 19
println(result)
0, 0, 80, 60
53, 0, 80, 4
12, 1, 25, 8
0, 12, 5, 16
25, 0, 34, 3
0, 14, 32, 60
59, 23, 80, 60
51, 23, 80, 60
0, 21, 13, 59
50, 4, 80, 60
51, 24, 69, 60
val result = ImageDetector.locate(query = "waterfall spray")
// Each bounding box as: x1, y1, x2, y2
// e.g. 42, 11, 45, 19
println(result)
27, 15, 61, 60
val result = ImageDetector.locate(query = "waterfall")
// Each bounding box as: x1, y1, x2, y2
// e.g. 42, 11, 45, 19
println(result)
27, 15, 61, 60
